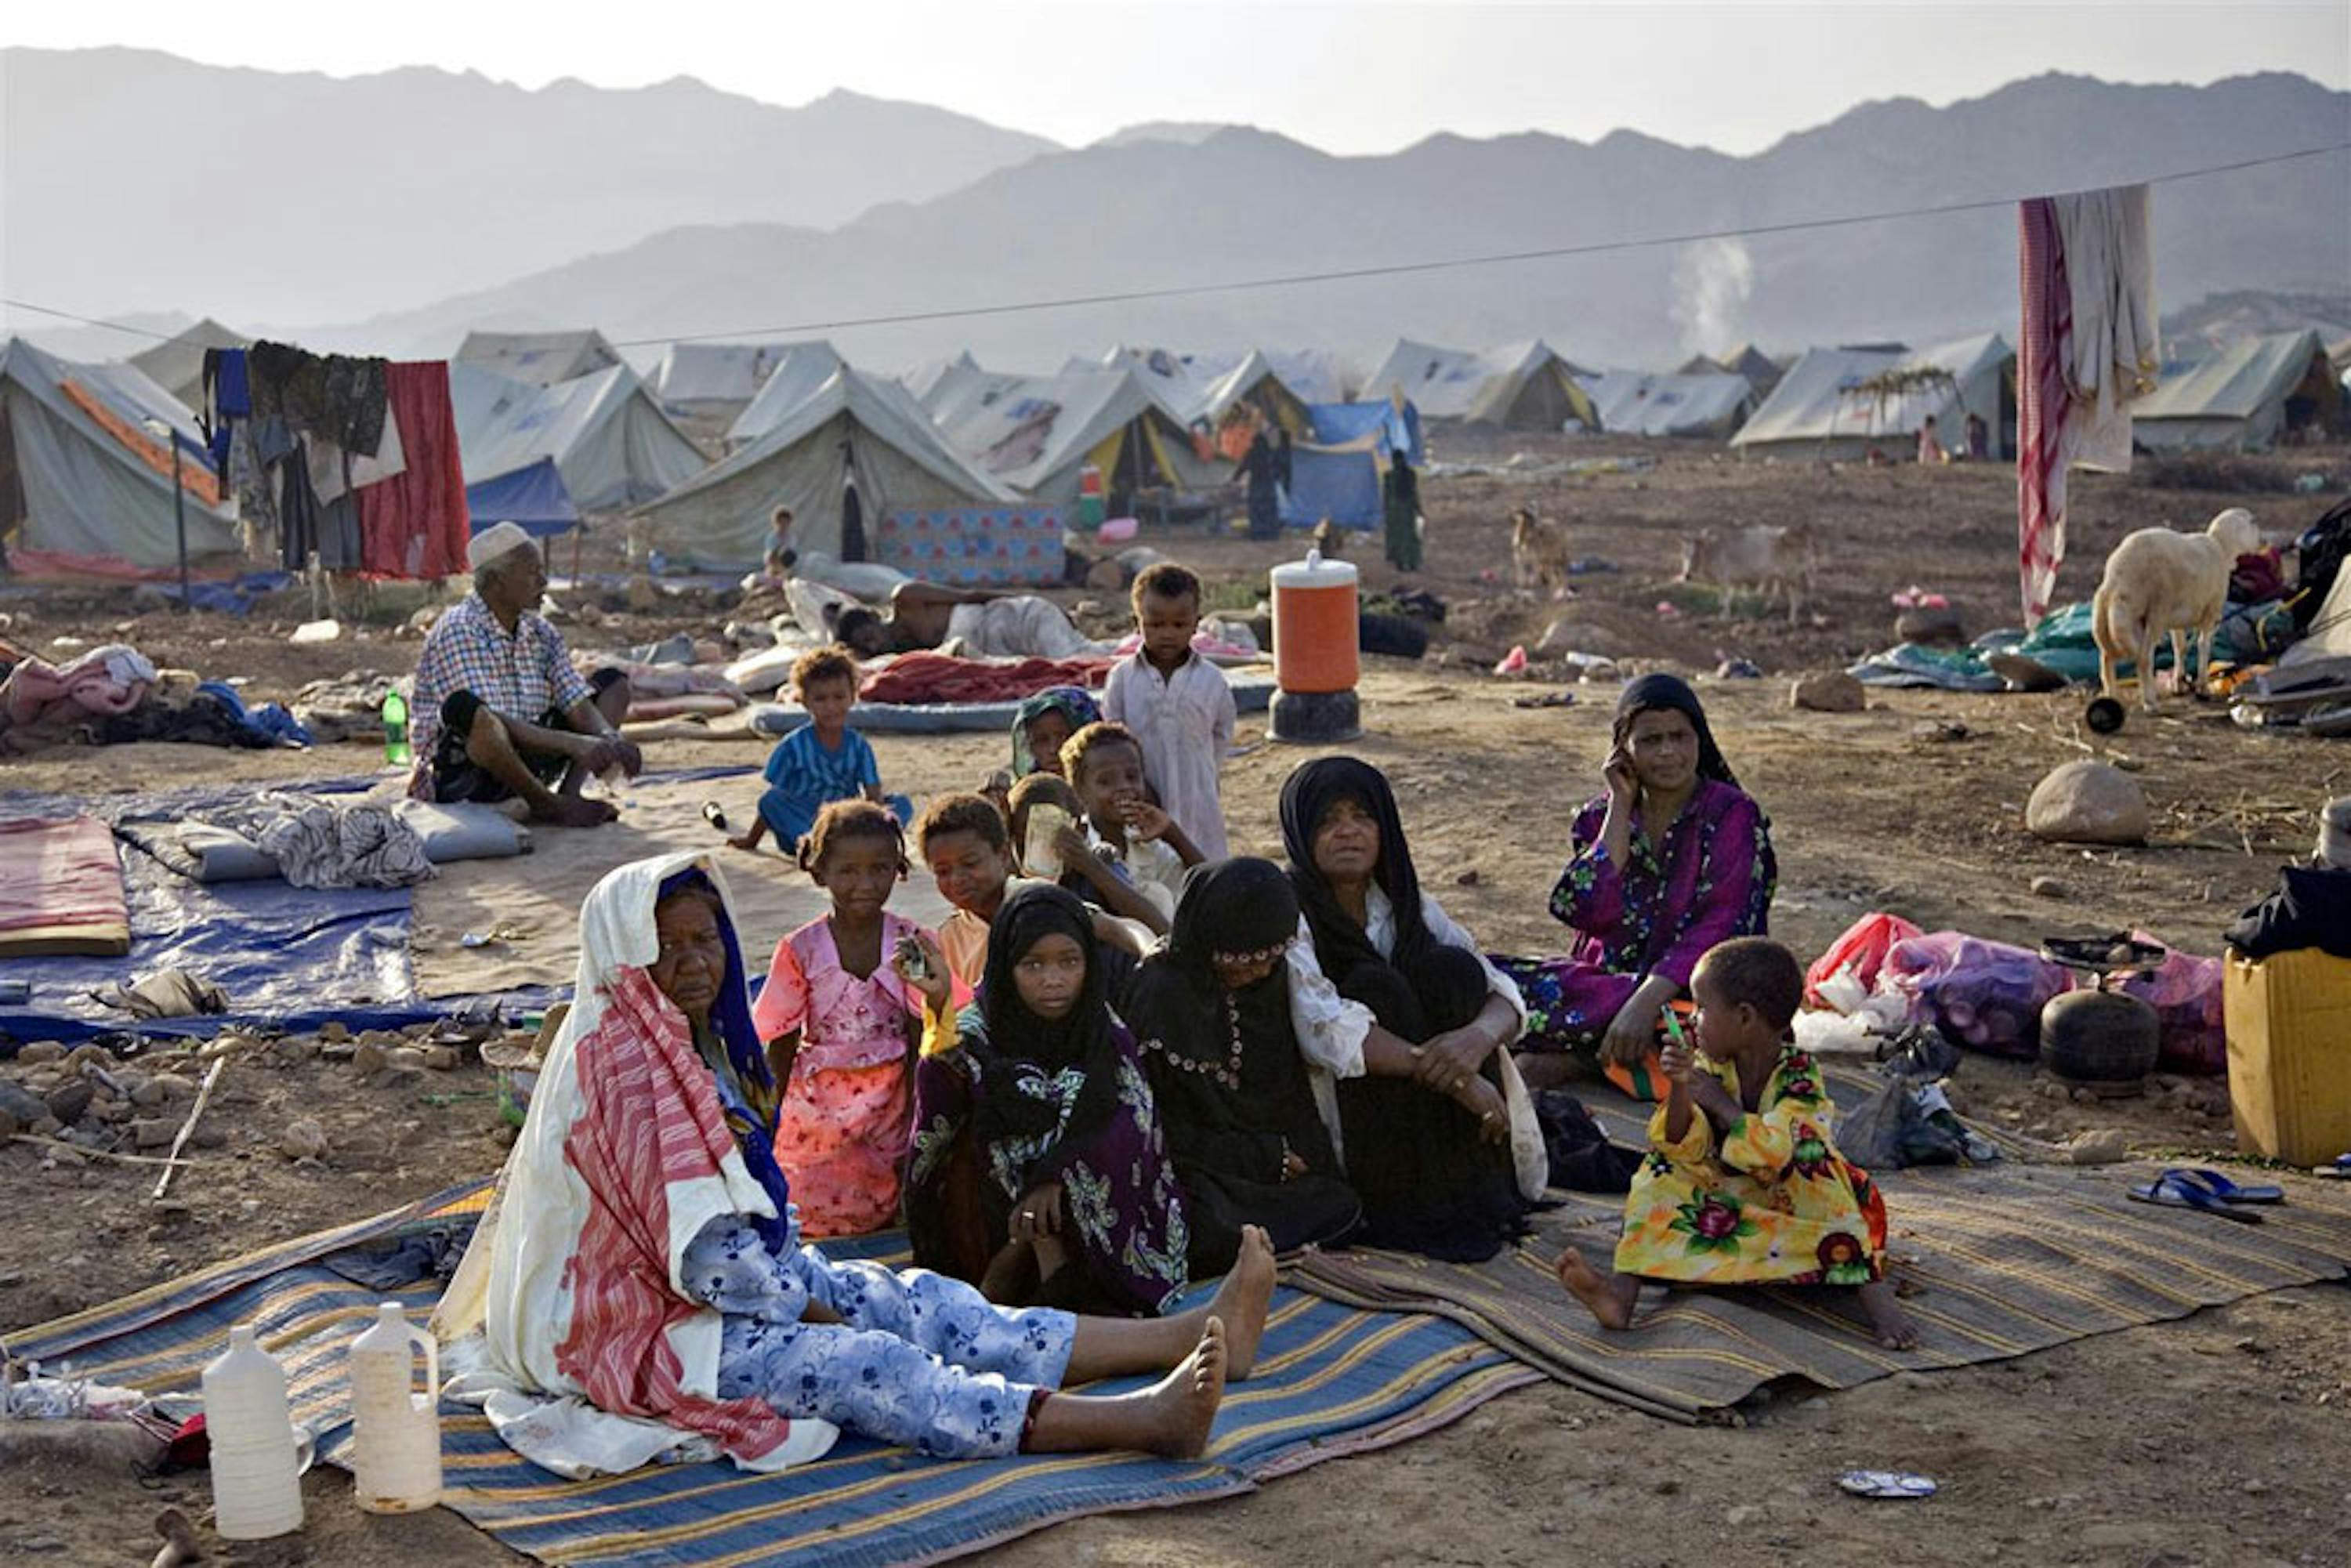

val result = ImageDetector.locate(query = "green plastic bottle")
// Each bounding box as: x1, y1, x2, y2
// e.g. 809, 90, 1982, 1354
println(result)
382, 689, 411, 766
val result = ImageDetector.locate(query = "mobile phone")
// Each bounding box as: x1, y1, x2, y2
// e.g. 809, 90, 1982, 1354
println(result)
894, 934, 929, 983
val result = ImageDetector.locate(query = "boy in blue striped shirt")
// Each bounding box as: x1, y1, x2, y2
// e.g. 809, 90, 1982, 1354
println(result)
729, 646, 911, 857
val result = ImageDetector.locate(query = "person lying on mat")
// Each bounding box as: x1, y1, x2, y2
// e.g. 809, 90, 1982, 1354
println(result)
1129, 858, 1364, 1276
436, 852, 1273, 1471
1279, 757, 1548, 1263
1491, 674, 1775, 1095
1555, 938, 1918, 1351
408, 521, 640, 827
907, 885, 1191, 1315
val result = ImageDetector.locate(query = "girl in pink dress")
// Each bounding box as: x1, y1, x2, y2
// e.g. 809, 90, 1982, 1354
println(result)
753, 800, 949, 1238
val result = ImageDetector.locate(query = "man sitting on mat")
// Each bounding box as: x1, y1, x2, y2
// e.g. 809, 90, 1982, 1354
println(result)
408, 521, 641, 827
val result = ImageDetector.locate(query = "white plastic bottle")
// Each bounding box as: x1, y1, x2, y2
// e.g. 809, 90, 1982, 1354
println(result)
348, 1302, 443, 1512
201, 1324, 305, 1540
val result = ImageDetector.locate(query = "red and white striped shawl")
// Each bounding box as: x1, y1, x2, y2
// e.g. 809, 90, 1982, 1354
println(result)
551, 964, 799, 1462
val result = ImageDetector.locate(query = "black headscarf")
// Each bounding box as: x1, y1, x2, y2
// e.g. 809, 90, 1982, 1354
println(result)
1613, 673, 1738, 791
965, 883, 1123, 1164
1129, 858, 1300, 1074
1278, 756, 1440, 981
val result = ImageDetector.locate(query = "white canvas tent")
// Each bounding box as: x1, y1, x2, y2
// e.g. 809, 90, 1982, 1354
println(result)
651, 341, 815, 421
2132, 331, 2344, 452
1577, 370, 1756, 439
451, 361, 706, 512
1364, 339, 1600, 430
928, 367, 1210, 509
1196, 349, 1313, 434
638, 366, 1017, 570
904, 352, 981, 407
1074, 346, 1241, 426
1730, 332, 2012, 459
455, 329, 624, 387
1682, 344, 1783, 399
723, 342, 852, 447
125, 318, 251, 410
1261, 349, 1356, 405
0, 338, 241, 574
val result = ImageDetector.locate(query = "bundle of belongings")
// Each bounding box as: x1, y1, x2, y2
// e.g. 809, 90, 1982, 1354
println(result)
0, 643, 310, 754
114, 795, 531, 890
1798, 911, 2226, 1076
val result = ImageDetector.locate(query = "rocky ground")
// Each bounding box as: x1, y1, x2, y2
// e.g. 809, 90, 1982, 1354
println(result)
2, 431, 2346, 1566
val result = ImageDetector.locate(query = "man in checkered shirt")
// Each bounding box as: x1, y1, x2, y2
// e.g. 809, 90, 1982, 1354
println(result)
408, 522, 641, 826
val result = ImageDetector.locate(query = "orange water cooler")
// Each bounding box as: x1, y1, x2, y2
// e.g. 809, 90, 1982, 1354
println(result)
1270, 549, 1361, 742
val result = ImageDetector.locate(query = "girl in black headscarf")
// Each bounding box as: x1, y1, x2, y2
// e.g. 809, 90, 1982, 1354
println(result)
1277, 758, 1545, 1262
907, 885, 1190, 1315
1128, 859, 1364, 1274
1491, 674, 1777, 1093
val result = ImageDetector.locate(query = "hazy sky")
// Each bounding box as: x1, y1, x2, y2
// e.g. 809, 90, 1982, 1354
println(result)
7, 1, 2344, 154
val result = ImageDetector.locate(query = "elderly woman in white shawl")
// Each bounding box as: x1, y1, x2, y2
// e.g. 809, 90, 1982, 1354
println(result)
436, 851, 1271, 1476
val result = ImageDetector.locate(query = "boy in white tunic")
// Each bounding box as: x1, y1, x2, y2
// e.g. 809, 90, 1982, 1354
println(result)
1103, 563, 1237, 860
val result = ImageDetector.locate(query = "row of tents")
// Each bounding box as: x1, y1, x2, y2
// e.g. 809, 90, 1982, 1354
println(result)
2, 319, 2339, 581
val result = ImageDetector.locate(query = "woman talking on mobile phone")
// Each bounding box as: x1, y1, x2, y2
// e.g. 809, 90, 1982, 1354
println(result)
1490, 675, 1777, 1097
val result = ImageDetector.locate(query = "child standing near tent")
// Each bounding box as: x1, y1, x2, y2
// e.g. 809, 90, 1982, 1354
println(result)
730, 646, 910, 858
1103, 563, 1236, 861
754, 800, 946, 1237
1554, 937, 1920, 1351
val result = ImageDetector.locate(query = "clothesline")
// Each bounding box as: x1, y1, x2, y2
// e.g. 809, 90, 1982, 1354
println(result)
2, 142, 2342, 351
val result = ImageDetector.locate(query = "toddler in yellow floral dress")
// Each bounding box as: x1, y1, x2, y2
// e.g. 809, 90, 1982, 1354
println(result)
1556, 937, 1918, 1349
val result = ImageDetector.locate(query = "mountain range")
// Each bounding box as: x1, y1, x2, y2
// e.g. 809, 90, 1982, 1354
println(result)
5, 53, 2346, 374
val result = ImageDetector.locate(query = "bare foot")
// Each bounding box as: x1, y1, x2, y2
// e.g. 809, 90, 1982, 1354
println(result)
1859, 1280, 1920, 1350
1207, 1226, 1277, 1379
1555, 1248, 1639, 1331
1138, 1316, 1226, 1459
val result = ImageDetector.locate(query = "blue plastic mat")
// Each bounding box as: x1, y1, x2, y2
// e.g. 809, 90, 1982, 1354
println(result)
8, 1184, 1536, 1568
0, 778, 563, 1043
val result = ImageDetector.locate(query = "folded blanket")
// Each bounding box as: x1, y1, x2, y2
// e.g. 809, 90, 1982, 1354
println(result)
858, 652, 1113, 706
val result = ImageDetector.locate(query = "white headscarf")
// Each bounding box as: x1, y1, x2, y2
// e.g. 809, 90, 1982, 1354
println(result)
436, 850, 837, 1478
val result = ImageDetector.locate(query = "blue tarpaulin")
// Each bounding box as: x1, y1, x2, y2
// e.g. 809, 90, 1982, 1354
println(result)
465, 458, 580, 538
0, 780, 554, 1045
1280, 400, 1423, 530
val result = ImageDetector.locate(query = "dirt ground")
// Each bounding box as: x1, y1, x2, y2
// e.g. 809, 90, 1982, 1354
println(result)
2, 433, 2346, 1566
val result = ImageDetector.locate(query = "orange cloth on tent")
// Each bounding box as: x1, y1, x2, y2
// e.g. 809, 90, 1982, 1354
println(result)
59, 381, 225, 508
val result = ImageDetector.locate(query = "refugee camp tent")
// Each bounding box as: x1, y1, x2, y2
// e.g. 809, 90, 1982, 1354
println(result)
723, 342, 851, 447
1364, 339, 1600, 430
451, 361, 706, 513
462, 457, 579, 539
928, 367, 1213, 511
1730, 333, 2012, 460
125, 319, 251, 410
1578, 370, 1756, 439
1683, 344, 1783, 400
1262, 349, 1356, 406
455, 329, 624, 387
2131, 331, 2344, 452
638, 365, 1018, 571
904, 351, 981, 407
1074, 346, 1241, 425
1197, 349, 1313, 434
0, 338, 242, 576
651, 341, 810, 422
1279, 400, 1425, 531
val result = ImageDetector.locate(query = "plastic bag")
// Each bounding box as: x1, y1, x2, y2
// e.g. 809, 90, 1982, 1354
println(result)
2117, 931, 2225, 1075
1878, 931, 2073, 1059
1806, 911, 1925, 1011
1839, 1080, 1964, 1170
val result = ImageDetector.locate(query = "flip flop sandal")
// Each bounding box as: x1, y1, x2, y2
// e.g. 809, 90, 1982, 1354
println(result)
2315, 1154, 2351, 1179
2168, 1168, 2286, 1204
2128, 1172, 2264, 1224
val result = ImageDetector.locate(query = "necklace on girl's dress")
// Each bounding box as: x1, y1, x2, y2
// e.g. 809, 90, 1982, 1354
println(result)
1148, 993, 1246, 1091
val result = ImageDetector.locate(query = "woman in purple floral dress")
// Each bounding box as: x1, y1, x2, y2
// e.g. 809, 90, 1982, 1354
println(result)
1493, 675, 1775, 1086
